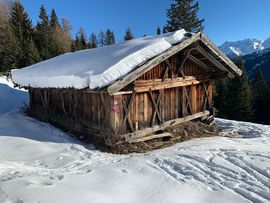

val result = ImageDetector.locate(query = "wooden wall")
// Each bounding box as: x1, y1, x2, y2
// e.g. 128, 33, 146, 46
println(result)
114, 81, 212, 135
29, 89, 114, 139
138, 55, 210, 81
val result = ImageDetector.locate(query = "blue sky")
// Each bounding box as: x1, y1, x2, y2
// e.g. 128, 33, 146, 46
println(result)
20, 0, 270, 45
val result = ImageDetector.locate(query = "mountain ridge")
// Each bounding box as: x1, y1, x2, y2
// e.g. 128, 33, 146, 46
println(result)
218, 37, 270, 80
219, 37, 270, 57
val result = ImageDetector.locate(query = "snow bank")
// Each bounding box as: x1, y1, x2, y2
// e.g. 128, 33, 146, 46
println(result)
0, 77, 28, 114
11, 30, 188, 89
1, 78, 270, 203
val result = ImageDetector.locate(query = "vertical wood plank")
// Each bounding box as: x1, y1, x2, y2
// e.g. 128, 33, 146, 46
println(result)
208, 81, 213, 111
143, 92, 148, 124
191, 85, 197, 113
182, 86, 187, 117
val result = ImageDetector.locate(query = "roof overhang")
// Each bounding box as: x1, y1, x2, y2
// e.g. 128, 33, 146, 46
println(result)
107, 32, 242, 95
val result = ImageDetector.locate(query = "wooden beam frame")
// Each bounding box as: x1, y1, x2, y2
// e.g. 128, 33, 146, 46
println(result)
184, 86, 193, 115
165, 59, 175, 78
176, 49, 191, 77
149, 90, 163, 126
187, 54, 211, 72
162, 66, 169, 81
195, 45, 234, 77
123, 92, 136, 132
200, 33, 242, 76
107, 32, 202, 94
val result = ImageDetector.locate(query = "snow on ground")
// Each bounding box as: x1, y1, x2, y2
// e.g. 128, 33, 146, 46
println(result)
11, 30, 187, 89
0, 76, 270, 203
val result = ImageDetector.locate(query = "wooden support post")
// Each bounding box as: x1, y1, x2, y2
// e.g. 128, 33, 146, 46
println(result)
208, 81, 213, 112
182, 86, 187, 117
165, 59, 175, 78
162, 66, 169, 81
191, 85, 197, 114
107, 94, 123, 145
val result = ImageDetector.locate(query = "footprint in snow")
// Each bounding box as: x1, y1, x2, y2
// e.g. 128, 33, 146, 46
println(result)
49, 174, 64, 181
122, 169, 128, 174
43, 181, 53, 186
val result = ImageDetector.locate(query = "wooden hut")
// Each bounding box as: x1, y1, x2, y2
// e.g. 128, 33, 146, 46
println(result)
11, 30, 242, 151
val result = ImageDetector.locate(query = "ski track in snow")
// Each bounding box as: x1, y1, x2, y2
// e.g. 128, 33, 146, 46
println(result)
0, 76, 270, 203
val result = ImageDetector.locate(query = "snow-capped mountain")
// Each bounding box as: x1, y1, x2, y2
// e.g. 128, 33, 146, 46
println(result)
219, 38, 268, 57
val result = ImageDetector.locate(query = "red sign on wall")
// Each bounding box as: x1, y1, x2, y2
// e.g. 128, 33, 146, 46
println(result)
111, 99, 120, 112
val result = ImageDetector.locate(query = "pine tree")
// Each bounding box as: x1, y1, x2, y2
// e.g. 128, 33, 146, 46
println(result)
214, 80, 229, 118
49, 9, 65, 57
0, 1, 10, 71
224, 58, 254, 121
22, 38, 40, 67
124, 27, 134, 41
75, 34, 81, 50
98, 31, 105, 47
165, 0, 204, 33
7, 1, 40, 68
50, 9, 59, 28
156, 26, 161, 35
78, 27, 87, 50
252, 69, 270, 124
89, 33, 97, 48
70, 39, 77, 52
162, 26, 167, 34
104, 29, 115, 45
2, 25, 20, 71
35, 4, 51, 60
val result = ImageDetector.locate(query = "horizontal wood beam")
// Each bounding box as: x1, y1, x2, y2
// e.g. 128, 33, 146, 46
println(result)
104, 72, 226, 95
111, 91, 133, 96
128, 132, 173, 143
134, 76, 210, 93
120, 111, 210, 142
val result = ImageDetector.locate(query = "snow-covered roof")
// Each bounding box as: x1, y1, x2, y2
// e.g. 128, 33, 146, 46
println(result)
11, 30, 189, 89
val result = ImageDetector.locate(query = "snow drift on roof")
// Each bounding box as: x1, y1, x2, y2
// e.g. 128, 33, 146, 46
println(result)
11, 29, 188, 89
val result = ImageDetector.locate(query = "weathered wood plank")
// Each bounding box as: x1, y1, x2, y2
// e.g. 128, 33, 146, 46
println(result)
127, 132, 172, 143
191, 85, 197, 113
134, 77, 210, 93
